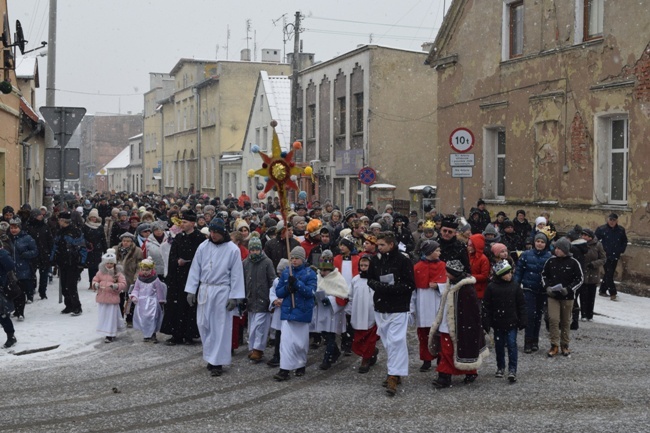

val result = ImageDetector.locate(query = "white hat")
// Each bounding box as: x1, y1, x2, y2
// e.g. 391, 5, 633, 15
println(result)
102, 248, 117, 264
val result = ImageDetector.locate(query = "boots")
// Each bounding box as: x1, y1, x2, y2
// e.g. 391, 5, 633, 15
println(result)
419, 360, 432, 372
249, 349, 264, 362
385, 375, 400, 396
358, 358, 371, 374
524, 340, 533, 354
547, 345, 559, 357
273, 369, 290, 381
432, 373, 451, 389
570, 309, 580, 330
3, 333, 17, 349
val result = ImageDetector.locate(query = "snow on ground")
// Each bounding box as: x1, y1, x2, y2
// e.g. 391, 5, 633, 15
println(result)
2, 273, 649, 364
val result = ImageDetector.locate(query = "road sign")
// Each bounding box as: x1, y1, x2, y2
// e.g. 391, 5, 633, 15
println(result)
39, 106, 86, 147
450, 153, 475, 167
452, 167, 473, 178
358, 166, 377, 185
44, 148, 80, 180
449, 127, 475, 153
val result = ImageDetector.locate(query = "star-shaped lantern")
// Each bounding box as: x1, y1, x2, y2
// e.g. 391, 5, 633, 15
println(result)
248, 120, 308, 195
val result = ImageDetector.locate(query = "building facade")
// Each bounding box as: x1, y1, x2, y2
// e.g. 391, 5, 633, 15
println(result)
143, 72, 174, 193
426, 0, 650, 291
295, 45, 437, 210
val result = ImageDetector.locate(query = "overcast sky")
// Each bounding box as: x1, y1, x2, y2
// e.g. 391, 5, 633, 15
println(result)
8, 1, 448, 115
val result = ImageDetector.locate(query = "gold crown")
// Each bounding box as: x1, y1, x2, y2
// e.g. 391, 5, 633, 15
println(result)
423, 220, 436, 230
539, 225, 556, 241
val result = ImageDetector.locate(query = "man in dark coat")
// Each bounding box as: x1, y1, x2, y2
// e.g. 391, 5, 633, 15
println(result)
594, 213, 627, 301
263, 222, 300, 271
161, 210, 206, 345
25, 209, 54, 300
50, 211, 87, 316
438, 216, 471, 273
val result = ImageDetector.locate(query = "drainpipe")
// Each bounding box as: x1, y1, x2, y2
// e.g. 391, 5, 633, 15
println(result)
193, 87, 202, 192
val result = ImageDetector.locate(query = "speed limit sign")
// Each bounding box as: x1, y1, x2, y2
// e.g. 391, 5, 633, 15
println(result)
449, 128, 475, 153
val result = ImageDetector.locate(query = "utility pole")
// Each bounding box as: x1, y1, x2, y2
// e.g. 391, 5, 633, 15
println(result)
290, 11, 301, 147
225, 25, 230, 60
45, 0, 57, 107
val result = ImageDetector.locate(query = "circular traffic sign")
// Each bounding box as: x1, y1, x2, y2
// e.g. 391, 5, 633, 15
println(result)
358, 166, 377, 185
449, 127, 475, 153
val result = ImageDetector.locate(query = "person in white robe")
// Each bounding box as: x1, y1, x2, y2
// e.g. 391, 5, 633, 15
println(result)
185, 218, 245, 377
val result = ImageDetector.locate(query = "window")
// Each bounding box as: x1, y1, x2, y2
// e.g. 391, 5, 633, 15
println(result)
308, 105, 316, 139
211, 157, 217, 188
260, 94, 264, 111
262, 127, 268, 150
338, 97, 346, 135
596, 116, 628, 205
202, 158, 208, 188
255, 128, 260, 147
502, 1, 524, 60
584, 0, 604, 40
483, 128, 506, 199
354, 93, 364, 133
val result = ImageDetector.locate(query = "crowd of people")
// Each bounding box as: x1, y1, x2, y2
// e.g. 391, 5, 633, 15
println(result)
0, 192, 628, 396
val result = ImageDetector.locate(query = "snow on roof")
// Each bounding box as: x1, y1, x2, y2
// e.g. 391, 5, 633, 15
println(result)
128, 133, 143, 140
263, 73, 291, 148
98, 146, 130, 174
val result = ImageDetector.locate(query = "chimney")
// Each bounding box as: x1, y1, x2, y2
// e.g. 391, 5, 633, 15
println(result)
240, 48, 251, 61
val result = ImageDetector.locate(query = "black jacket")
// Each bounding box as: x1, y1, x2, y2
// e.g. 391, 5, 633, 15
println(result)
594, 223, 627, 260
25, 217, 53, 269
368, 247, 415, 313
439, 235, 471, 273
263, 234, 300, 271
483, 279, 527, 331
541, 255, 584, 301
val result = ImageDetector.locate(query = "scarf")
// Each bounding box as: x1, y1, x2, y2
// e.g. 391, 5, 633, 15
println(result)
248, 251, 265, 263
138, 273, 157, 284
85, 221, 101, 230
317, 268, 349, 299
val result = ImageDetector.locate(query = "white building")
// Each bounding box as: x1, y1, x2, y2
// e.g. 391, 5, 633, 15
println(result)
100, 146, 130, 192
127, 133, 143, 193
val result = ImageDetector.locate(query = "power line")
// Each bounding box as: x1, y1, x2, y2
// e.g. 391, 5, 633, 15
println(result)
304, 28, 427, 42
309, 15, 429, 30
55, 88, 142, 97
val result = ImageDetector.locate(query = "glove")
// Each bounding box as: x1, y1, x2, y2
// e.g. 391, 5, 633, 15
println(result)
288, 275, 297, 287
322, 297, 331, 307
130, 296, 138, 304
111, 283, 119, 290
186, 293, 196, 307
92, 282, 100, 290
226, 299, 238, 311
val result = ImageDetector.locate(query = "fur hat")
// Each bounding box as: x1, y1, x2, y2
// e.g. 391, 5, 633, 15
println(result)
446, 260, 466, 278
101, 248, 117, 264
290, 246, 306, 262
139, 256, 155, 270
554, 238, 572, 256
181, 210, 197, 222
319, 250, 335, 271
8, 217, 21, 226
440, 215, 459, 229
248, 233, 262, 251
59, 211, 72, 221
0, 221, 9, 236
493, 259, 513, 276
420, 240, 440, 256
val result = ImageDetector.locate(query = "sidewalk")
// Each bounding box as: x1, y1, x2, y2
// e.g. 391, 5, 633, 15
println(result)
2, 274, 649, 363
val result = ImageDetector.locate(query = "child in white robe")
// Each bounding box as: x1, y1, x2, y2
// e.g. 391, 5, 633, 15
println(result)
130, 257, 167, 342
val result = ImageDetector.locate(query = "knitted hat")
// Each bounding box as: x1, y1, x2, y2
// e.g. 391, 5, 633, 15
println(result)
566, 224, 583, 241
30, 209, 42, 219
88, 208, 100, 220
209, 218, 229, 237
75, 206, 84, 214
446, 260, 465, 278
491, 243, 508, 256
277, 258, 290, 275
9, 217, 21, 226
290, 246, 306, 262
339, 235, 356, 251
535, 216, 547, 227
291, 215, 305, 227
344, 208, 357, 221
493, 259, 513, 276
554, 238, 572, 256
129, 215, 141, 223
369, 222, 382, 230
2, 205, 14, 215
501, 219, 514, 229
101, 248, 117, 264
139, 256, 155, 270
534, 232, 549, 244
421, 240, 440, 256
248, 233, 262, 251
319, 249, 335, 270
483, 223, 498, 237
118, 210, 128, 217
236, 219, 250, 231
200, 227, 210, 236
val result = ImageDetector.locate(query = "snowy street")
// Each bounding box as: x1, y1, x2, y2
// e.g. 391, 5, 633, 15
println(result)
1, 274, 649, 432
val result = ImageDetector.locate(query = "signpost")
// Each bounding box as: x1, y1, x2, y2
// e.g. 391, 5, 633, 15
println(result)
449, 128, 475, 216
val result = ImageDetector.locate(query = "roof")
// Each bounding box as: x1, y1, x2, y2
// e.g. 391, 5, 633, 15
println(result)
264, 72, 291, 149
424, 0, 465, 66
15, 57, 37, 79
99, 146, 130, 173
128, 133, 143, 140
19, 96, 41, 123
300, 44, 427, 74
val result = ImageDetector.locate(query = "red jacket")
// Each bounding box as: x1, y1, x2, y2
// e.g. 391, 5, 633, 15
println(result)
413, 259, 447, 289
469, 234, 490, 299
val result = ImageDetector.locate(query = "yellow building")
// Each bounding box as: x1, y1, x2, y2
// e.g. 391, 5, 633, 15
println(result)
144, 55, 290, 196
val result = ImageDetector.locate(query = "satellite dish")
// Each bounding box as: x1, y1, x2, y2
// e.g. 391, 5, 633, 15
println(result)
15, 20, 26, 55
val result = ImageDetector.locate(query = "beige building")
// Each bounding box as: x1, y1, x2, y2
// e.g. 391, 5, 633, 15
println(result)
426, 0, 650, 291
143, 72, 174, 193
146, 55, 290, 196
295, 45, 437, 212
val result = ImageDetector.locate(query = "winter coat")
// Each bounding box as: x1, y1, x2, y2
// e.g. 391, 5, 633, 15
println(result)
83, 221, 108, 269
9, 231, 38, 280
468, 234, 490, 299
243, 253, 276, 314
24, 218, 53, 269
514, 247, 552, 294
0, 248, 15, 315
93, 265, 127, 304
594, 223, 628, 260
439, 235, 471, 274
263, 234, 300, 271
413, 259, 447, 288
583, 238, 606, 285
276, 262, 317, 323
541, 255, 584, 301
512, 218, 532, 245
110, 220, 130, 248
145, 232, 172, 278
114, 244, 143, 288
482, 279, 527, 331
393, 224, 415, 253
569, 238, 588, 271
368, 246, 415, 314
51, 224, 88, 267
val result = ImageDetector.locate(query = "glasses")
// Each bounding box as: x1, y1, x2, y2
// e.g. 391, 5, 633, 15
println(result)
441, 228, 455, 234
